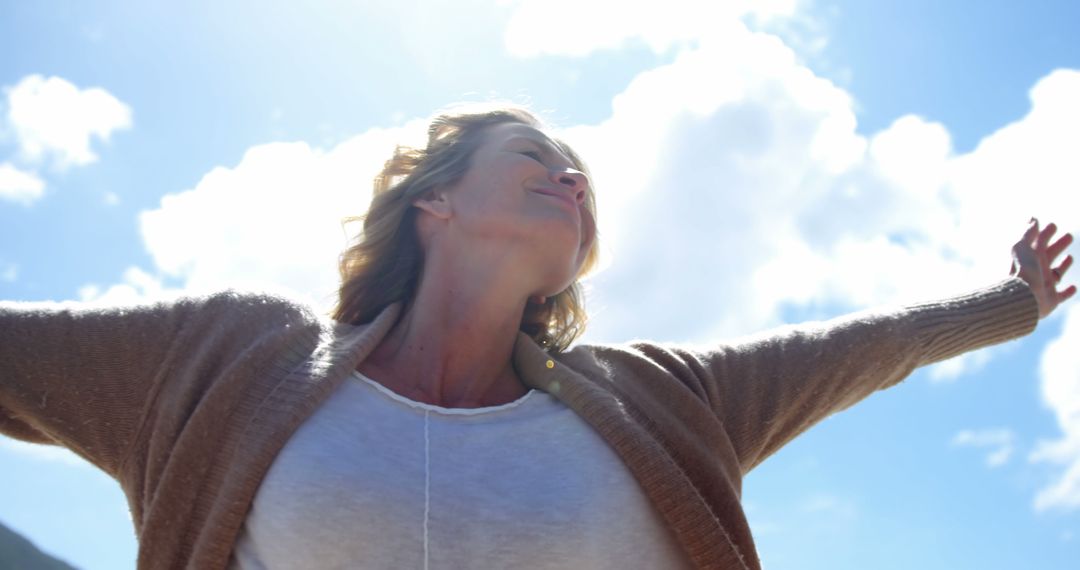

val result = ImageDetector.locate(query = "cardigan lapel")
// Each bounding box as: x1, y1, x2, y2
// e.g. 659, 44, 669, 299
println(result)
512, 332, 755, 570
196, 302, 403, 569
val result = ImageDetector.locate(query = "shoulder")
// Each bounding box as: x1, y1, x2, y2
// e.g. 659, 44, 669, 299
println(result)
563, 338, 708, 366
4, 288, 331, 340
3, 288, 315, 319
197, 289, 318, 318
557, 339, 709, 382
174, 289, 329, 338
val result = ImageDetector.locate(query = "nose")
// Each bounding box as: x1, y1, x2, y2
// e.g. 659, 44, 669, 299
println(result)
551, 168, 589, 205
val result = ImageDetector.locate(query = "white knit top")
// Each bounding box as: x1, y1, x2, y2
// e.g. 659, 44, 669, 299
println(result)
228, 371, 694, 569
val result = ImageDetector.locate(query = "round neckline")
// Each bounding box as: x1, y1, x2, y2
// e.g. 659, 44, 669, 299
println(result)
351, 370, 539, 416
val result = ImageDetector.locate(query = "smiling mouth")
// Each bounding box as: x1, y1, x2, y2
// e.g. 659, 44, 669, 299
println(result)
532, 189, 577, 209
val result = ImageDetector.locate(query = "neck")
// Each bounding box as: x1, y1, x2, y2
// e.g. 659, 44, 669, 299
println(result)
360, 251, 536, 408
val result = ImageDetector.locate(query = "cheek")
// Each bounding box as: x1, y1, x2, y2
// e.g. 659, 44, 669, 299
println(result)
454, 173, 517, 218
478, 164, 525, 202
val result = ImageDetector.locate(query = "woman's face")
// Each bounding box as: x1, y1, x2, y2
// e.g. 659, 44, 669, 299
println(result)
433, 122, 596, 295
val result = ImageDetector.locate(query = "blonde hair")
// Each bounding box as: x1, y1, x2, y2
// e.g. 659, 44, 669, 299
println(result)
332, 104, 599, 351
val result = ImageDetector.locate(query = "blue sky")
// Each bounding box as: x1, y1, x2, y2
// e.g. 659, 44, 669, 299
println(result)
2, 1, 1079, 568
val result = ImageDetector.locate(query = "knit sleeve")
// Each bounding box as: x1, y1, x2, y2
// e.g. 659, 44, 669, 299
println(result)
0, 294, 218, 477
680, 277, 1039, 474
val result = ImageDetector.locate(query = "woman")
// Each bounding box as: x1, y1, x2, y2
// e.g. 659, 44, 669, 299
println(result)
0, 104, 1074, 570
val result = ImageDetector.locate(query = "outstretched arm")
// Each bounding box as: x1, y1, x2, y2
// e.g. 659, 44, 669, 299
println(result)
0, 296, 205, 476
686, 219, 1072, 473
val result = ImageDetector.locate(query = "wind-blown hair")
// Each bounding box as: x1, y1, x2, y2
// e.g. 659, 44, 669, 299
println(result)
332, 104, 599, 351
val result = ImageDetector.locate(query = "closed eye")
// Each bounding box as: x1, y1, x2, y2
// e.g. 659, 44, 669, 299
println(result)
519, 150, 544, 162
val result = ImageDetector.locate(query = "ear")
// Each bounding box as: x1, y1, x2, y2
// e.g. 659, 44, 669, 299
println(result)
412, 188, 453, 220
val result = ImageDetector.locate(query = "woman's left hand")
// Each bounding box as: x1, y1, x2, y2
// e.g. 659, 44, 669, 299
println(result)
1011, 218, 1075, 319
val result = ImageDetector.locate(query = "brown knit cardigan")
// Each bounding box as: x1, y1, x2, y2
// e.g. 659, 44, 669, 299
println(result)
0, 278, 1038, 569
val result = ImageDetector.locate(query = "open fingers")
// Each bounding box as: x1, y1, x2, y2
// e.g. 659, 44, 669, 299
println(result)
1037, 222, 1057, 250
1058, 284, 1077, 305
1047, 232, 1074, 261
1054, 255, 1073, 282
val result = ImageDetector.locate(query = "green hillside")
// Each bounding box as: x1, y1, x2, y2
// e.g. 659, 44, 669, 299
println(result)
0, 522, 77, 570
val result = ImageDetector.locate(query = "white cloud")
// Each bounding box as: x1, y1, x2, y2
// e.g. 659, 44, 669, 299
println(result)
559, 25, 1014, 346
928, 350, 994, 383
0, 161, 45, 204
5, 74, 132, 169
78, 266, 171, 305
134, 123, 423, 310
868, 115, 952, 197
945, 70, 1080, 272
951, 427, 1016, 468
1030, 303, 1080, 512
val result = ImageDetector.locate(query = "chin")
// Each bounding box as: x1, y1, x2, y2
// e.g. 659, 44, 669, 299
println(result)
539, 261, 585, 297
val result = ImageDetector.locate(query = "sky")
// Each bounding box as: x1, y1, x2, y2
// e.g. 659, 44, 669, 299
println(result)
1, 0, 1079, 568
